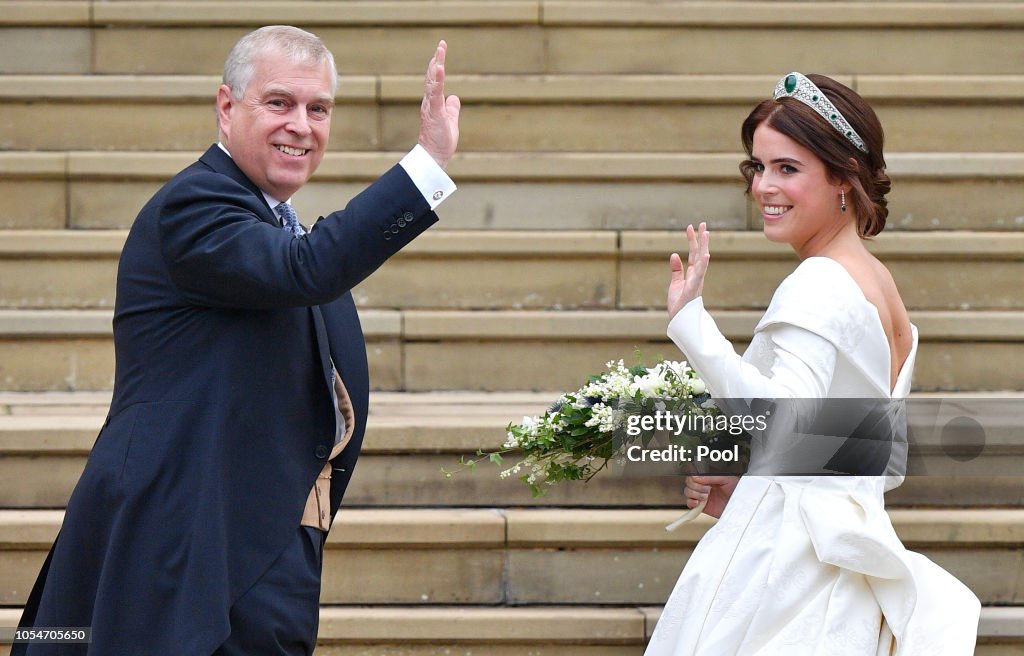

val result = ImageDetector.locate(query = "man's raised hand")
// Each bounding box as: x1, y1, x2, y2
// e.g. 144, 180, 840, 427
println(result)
418, 40, 461, 169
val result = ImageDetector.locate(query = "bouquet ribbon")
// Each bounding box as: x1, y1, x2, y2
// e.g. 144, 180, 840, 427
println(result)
665, 497, 707, 532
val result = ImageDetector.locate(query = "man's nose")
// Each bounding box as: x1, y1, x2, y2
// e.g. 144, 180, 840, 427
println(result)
286, 109, 312, 137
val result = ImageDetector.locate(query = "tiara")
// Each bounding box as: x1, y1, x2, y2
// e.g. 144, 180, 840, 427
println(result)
772, 72, 869, 154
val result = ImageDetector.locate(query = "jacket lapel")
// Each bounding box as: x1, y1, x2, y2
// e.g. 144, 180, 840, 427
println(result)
197, 144, 279, 228
198, 143, 336, 412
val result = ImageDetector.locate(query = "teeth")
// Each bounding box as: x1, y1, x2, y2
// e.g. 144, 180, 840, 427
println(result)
763, 205, 790, 216
276, 145, 306, 156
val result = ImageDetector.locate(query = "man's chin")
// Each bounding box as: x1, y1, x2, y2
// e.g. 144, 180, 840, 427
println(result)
269, 174, 314, 200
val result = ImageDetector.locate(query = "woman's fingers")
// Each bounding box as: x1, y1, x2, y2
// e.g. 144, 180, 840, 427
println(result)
684, 476, 711, 496
669, 252, 684, 285
692, 475, 731, 486
687, 224, 698, 269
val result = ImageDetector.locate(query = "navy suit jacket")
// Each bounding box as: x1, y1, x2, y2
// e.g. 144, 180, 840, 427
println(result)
16, 145, 438, 654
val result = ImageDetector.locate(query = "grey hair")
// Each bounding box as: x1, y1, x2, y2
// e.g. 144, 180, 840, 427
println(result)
222, 25, 338, 99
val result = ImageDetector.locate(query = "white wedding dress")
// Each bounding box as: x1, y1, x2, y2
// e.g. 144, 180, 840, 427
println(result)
646, 257, 980, 656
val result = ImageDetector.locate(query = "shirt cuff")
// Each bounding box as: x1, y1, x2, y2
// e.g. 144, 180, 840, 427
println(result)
399, 144, 457, 211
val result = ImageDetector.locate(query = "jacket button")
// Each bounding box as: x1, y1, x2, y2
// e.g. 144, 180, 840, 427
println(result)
397, 217, 407, 228
314, 445, 329, 459
403, 211, 415, 222
390, 224, 400, 234
382, 231, 392, 240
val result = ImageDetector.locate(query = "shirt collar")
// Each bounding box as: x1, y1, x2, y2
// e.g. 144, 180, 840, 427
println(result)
216, 142, 291, 210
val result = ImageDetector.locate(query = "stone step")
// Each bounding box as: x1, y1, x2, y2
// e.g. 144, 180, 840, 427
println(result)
1, 392, 1022, 508
0, 508, 1021, 608
1, 230, 1022, 311
0, 605, 1021, 655
3, 2, 1023, 75
1, 74, 1021, 152
640, 606, 1024, 656
3, 150, 1022, 231
0, 309, 402, 391
0, 309, 1021, 391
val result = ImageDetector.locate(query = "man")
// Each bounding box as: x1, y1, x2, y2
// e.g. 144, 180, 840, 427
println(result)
15, 26, 460, 655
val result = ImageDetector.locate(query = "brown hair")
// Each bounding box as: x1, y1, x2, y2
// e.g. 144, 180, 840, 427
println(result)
739, 75, 890, 238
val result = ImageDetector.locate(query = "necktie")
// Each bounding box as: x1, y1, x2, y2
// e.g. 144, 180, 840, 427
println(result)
276, 201, 305, 237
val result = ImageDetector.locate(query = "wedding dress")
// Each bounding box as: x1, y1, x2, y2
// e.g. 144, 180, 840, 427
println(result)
646, 257, 980, 656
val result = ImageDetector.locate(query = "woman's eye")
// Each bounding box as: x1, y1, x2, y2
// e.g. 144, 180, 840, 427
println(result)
751, 162, 765, 173
781, 165, 798, 174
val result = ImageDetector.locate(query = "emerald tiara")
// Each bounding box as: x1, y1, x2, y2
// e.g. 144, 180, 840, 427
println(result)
772, 72, 869, 154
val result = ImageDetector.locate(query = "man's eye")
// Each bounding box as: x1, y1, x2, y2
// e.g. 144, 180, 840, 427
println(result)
268, 99, 287, 108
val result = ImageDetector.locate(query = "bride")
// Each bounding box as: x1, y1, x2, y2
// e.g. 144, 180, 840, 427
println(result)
645, 73, 980, 655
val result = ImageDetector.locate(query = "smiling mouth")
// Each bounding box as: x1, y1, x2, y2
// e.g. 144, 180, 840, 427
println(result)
762, 205, 792, 218
275, 145, 309, 157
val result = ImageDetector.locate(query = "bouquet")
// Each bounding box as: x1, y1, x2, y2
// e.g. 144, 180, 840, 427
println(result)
447, 357, 747, 528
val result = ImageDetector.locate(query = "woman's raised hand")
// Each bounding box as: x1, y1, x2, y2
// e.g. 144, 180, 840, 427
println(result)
668, 222, 711, 319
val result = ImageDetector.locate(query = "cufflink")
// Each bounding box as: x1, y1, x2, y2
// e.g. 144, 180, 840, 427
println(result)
432, 190, 444, 201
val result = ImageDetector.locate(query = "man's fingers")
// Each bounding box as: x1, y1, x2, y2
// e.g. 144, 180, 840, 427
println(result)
427, 41, 446, 78
446, 94, 461, 119
424, 42, 448, 111
417, 40, 458, 168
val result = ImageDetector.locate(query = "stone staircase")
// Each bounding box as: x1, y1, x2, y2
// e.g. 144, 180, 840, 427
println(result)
2, 1, 1023, 654
1, 392, 1024, 654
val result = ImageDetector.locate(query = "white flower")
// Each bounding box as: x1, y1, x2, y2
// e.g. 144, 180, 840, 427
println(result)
583, 402, 619, 432
584, 402, 609, 427
690, 379, 706, 395
630, 371, 666, 398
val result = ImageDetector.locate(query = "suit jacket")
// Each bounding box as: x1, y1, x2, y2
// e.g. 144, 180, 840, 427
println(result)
15, 145, 438, 655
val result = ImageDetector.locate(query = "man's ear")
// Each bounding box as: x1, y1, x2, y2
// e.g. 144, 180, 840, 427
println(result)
216, 84, 234, 140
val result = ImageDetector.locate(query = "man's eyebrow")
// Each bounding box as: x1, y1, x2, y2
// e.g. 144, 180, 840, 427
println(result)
261, 87, 335, 108
262, 86, 294, 98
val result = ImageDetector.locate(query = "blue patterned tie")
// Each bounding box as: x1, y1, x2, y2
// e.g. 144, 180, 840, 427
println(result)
276, 201, 305, 237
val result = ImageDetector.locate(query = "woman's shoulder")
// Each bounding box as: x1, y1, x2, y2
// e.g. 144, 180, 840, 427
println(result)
756, 257, 878, 350
778, 256, 868, 305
